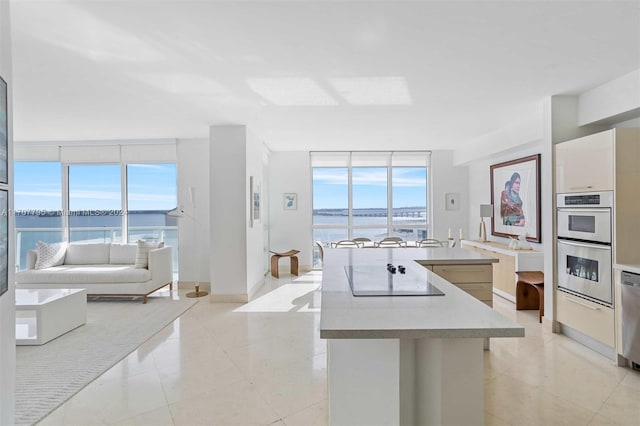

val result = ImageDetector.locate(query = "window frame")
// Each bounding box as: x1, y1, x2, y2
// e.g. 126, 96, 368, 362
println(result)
311, 152, 430, 267
13, 160, 178, 270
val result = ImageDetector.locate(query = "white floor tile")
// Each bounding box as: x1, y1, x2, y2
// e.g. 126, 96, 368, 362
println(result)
37, 272, 640, 425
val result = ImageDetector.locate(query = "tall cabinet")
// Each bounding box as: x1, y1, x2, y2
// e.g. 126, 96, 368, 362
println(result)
554, 128, 640, 360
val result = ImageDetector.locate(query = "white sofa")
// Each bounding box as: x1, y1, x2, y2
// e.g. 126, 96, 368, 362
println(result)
15, 243, 173, 303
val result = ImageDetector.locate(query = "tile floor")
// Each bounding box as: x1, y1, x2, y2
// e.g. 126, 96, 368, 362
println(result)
38, 271, 640, 425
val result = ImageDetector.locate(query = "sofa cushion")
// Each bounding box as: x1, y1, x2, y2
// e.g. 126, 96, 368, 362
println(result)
110, 244, 137, 264
65, 243, 111, 265
34, 241, 67, 270
135, 240, 163, 269
16, 264, 152, 284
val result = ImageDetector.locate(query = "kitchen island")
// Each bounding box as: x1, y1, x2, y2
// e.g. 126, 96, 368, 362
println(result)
320, 247, 524, 426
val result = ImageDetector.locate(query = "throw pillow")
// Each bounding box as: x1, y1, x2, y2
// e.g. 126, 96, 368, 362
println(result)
34, 241, 68, 270
134, 240, 162, 269
109, 244, 138, 264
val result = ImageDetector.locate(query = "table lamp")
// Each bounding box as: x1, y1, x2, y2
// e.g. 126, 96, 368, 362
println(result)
479, 204, 493, 242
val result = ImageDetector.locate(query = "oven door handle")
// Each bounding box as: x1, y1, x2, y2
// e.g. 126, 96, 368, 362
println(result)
557, 239, 611, 250
557, 208, 610, 214
562, 294, 601, 311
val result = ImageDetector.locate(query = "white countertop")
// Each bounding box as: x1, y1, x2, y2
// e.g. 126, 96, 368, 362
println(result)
614, 263, 640, 275
320, 247, 525, 339
461, 239, 543, 256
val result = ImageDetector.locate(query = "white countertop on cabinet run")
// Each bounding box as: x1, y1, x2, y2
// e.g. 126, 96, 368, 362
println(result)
320, 247, 524, 339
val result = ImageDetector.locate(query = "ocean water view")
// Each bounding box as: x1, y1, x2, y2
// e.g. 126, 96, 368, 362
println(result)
312, 207, 429, 248
14, 210, 178, 271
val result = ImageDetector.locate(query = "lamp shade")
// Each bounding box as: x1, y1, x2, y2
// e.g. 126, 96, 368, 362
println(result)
480, 204, 493, 218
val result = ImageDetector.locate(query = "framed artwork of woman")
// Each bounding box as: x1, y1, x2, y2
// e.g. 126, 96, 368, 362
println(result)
490, 154, 541, 243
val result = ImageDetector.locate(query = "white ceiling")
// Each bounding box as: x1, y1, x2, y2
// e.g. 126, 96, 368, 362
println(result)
10, 1, 640, 151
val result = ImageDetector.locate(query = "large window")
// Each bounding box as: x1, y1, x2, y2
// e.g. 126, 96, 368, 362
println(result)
127, 164, 178, 268
14, 161, 178, 271
392, 167, 427, 241
312, 167, 348, 243
311, 152, 430, 267
68, 164, 122, 243
14, 162, 63, 269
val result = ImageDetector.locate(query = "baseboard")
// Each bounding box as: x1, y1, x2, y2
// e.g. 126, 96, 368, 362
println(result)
176, 281, 211, 292
558, 323, 616, 361
493, 288, 516, 303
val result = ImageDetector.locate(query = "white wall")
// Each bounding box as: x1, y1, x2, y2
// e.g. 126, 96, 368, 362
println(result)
176, 138, 210, 286
579, 69, 640, 125
246, 131, 266, 297
209, 125, 265, 301
0, 1, 14, 422
466, 143, 545, 251
430, 150, 470, 242
268, 152, 312, 267
210, 125, 248, 299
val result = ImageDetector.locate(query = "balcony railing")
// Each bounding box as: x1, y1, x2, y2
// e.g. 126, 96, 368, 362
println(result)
15, 226, 178, 272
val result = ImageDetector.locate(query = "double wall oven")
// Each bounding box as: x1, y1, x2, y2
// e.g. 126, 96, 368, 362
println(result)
556, 191, 613, 306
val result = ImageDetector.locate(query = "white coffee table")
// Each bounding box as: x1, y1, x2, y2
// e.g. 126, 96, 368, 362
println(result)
15, 288, 87, 345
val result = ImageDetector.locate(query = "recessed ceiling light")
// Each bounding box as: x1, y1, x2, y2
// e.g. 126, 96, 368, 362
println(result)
329, 76, 412, 105
247, 78, 338, 106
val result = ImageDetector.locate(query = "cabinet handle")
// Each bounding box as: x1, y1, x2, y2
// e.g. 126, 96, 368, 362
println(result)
564, 295, 600, 311
568, 185, 594, 190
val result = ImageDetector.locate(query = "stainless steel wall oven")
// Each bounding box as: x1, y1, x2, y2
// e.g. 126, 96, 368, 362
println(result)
556, 192, 613, 306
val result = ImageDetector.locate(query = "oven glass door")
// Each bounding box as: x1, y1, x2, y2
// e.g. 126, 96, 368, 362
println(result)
557, 239, 612, 305
557, 208, 611, 243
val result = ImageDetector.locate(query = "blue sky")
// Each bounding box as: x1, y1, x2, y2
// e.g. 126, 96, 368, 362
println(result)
312, 167, 427, 209
14, 162, 177, 211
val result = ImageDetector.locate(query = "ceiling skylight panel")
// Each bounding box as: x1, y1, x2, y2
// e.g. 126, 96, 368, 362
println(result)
247, 78, 338, 106
329, 77, 412, 105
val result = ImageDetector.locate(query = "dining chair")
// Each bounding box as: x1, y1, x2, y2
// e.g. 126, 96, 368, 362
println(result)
376, 241, 403, 247
417, 239, 445, 247
352, 237, 372, 243
332, 240, 362, 248
375, 237, 404, 248
352, 237, 373, 247
375, 236, 406, 248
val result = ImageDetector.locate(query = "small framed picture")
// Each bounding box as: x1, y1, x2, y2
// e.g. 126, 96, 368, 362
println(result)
284, 193, 297, 210
445, 193, 459, 211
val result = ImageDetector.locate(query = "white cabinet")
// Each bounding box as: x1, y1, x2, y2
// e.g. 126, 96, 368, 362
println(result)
432, 264, 493, 307
460, 240, 544, 302
555, 130, 614, 193
556, 290, 615, 347
553, 128, 640, 355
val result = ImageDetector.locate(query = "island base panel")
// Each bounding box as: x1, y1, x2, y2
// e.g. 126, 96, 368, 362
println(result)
328, 337, 484, 426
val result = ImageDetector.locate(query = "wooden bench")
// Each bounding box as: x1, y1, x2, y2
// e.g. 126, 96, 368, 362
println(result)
515, 271, 544, 323
270, 250, 300, 278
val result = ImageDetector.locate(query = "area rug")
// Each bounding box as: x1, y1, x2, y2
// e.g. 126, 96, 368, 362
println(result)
15, 296, 198, 426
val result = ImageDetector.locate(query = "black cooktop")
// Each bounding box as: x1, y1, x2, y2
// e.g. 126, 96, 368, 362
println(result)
344, 265, 445, 297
